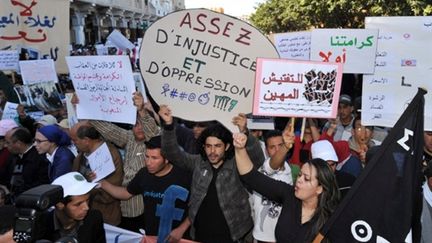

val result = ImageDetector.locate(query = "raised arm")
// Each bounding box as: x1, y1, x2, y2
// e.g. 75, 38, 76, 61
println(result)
158, 105, 199, 171
232, 113, 264, 167
233, 132, 254, 175
234, 132, 291, 204
90, 120, 129, 147
269, 122, 295, 170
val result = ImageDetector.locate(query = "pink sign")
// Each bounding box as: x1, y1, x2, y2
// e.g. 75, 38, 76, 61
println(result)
253, 58, 343, 119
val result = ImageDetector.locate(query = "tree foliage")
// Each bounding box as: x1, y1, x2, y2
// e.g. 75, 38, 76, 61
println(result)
250, 0, 432, 34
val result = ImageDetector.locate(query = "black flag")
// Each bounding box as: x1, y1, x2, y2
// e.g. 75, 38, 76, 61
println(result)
320, 88, 426, 242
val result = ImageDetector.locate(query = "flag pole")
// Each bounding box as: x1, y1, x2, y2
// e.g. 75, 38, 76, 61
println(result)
300, 117, 306, 141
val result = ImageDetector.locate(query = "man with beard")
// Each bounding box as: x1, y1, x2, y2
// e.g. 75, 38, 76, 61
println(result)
158, 105, 265, 243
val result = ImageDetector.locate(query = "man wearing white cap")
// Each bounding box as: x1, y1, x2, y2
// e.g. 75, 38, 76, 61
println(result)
311, 140, 356, 198
41, 172, 106, 243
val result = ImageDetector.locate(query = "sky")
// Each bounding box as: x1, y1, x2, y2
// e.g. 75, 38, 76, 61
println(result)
184, 0, 266, 17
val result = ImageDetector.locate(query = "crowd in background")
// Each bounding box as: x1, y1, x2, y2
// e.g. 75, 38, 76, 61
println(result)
0, 66, 432, 243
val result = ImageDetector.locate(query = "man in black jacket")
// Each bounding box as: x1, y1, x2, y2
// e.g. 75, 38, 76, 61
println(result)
4, 127, 49, 199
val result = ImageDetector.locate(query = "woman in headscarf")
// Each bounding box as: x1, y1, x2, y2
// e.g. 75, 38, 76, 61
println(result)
34, 124, 75, 182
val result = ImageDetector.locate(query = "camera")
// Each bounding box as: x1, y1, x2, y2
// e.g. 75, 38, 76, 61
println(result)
13, 185, 63, 243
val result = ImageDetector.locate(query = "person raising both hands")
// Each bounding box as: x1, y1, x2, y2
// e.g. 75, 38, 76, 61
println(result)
233, 132, 340, 243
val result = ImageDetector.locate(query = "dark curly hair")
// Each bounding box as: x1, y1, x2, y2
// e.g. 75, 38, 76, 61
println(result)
198, 123, 233, 162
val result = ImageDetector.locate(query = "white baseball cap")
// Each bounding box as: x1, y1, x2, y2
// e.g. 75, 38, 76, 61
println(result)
311, 140, 339, 162
52, 172, 98, 197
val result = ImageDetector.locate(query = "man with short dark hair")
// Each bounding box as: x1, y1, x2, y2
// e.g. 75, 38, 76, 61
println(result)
4, 127, 49, 198
250, 129, 293, 243
100, 136, 191, 242
89, 91, 160, 232
348, 116, 376, 166
41, 172, 106, 243
324, 94, 355, 141
70, 121, 124, 226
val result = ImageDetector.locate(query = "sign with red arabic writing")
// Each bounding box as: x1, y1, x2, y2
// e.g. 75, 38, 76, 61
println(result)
0, 0, 69, 73
66, 55, 137, 124
310, 29, 378, 74
139, 9, 279, 132
253, 58, 343, 119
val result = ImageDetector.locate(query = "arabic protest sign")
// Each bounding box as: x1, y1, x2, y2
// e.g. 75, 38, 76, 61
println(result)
139, 9, 279, 132
0, 50, 19, 71
253, 58, 343, 119
363, 16, 432, 130
0, 0, 69, 73
1, 102, 18, 120
310, 29, 378, 74
272, 31, 311, 60
19, 59, 58, 85
87, 142, 115, 182
66, 55, 137, 124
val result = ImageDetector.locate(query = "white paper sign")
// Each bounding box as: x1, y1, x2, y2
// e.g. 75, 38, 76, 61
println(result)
95, 44, 109, 55
19, 59, 59, 85
87, 142, 115, 182
310, 29, 379, 74
104, 224, 144, 243
363, 16, 432, 130
1, 102, 19, 120
0, 50, 19, 71
107, 29, 135, 51
273, 31, 311, 60
66, 55, 137, 125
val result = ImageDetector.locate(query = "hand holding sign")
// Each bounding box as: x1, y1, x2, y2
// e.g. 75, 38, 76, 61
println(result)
87, 142, 115, 182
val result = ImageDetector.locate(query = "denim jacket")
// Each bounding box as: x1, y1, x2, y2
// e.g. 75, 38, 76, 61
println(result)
162, 126, 264, 241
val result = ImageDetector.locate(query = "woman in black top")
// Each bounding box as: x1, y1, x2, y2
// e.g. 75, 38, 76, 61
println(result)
233, 133, 339, 243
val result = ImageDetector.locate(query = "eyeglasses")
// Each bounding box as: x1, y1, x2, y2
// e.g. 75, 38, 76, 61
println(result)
34, 139, 49, 144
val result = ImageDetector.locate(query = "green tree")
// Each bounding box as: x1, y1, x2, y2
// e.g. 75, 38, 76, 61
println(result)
250, 0, 432, 34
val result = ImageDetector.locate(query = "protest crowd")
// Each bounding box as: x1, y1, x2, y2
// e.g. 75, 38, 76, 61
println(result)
1, 1, 432, 243
0, 65, 431, 243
